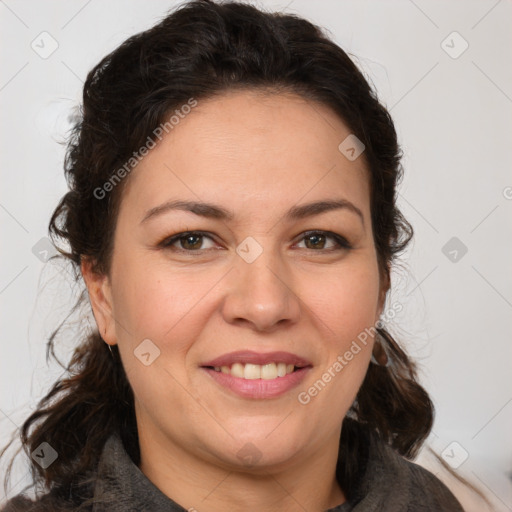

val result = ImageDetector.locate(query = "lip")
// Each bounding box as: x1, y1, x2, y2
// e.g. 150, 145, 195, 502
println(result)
202, 366, 312, 399
200, 350, 312, 368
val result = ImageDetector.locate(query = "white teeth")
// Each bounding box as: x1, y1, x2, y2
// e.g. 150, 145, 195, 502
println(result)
277, 362, 287, 377
244, 363, 260, 379
261, 363, 277, 380
231, 363, 244, 378
212, 362, 298, 379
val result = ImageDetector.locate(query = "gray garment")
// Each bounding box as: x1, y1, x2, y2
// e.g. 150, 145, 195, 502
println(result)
1, 425, 464, 512
90, 433, 352, 511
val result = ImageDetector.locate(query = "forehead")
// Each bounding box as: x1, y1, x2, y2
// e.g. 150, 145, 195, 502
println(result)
119, 90, 371, 225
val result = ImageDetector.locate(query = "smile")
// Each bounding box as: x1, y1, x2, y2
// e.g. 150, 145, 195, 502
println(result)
200, 350, 313, 399
208, 362, 297, 380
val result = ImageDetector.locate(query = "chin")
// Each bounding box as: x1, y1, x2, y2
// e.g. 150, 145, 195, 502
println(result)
220, 444, 302, 474
217, 422, 306, 470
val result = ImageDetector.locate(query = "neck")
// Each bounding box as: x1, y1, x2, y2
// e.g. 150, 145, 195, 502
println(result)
137, 427, 346, 512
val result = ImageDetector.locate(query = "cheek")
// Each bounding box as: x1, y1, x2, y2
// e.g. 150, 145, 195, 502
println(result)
109, 260, 214, 419
111, 255, 215, 341
307, 258, 381, 340
300, 258, 379, 405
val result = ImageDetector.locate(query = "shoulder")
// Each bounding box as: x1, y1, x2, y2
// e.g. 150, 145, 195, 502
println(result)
1, 496, 34, 512
401, 457, 465, 510
1, 495, 52, 512
346, 423, 465, 511
375, 439, 465, 511
1, 434, 123, 512
1, 492, 90, 512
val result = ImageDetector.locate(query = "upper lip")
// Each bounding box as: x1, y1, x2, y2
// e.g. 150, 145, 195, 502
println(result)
201, 350, 312, 368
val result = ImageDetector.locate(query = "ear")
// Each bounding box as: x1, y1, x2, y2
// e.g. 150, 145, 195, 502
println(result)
376, 265, 391, 322
81, 258, 116, 346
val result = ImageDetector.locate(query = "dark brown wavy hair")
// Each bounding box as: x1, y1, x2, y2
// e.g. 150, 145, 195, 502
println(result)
1, 0, 483, 509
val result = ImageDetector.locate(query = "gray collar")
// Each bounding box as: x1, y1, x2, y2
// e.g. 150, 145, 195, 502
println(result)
90, 433, 351, 511
92, 432, 185, 511
89, 428, 463, 512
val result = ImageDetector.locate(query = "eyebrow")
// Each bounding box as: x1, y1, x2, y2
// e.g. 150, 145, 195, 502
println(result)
140, 198, 364, 226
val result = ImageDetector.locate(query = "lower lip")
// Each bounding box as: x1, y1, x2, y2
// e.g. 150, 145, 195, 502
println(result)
202, 367, 311, 399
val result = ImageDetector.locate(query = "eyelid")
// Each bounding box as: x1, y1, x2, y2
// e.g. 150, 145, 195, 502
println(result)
160, 230, 218, 251
159, 230, 352, 252
297, 230, 352, 250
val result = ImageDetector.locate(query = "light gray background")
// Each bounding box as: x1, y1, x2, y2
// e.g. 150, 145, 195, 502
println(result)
1, 0, 511, 510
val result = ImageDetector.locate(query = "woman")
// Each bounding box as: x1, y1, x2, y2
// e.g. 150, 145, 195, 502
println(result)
1, 1, 470, 510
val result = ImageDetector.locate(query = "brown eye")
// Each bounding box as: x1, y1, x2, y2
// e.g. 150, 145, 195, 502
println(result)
161, 231, 216, 251
179, 234, 203, 250
297, 231, 351, 251
160, 230, 351, 254
304, 233, 327, 249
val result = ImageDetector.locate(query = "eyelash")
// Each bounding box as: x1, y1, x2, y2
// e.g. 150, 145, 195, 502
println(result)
159, 230, 352, 254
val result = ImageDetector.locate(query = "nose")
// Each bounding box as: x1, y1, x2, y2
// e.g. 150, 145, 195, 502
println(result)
220, 245, 301, 333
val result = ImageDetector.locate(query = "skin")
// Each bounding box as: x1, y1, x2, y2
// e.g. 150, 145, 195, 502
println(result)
82, 89, 387, 512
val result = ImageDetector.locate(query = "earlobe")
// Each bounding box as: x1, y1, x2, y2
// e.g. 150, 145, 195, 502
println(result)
376, 267, 391, 322
80, 258, 116, 345
377, 289, 387, 319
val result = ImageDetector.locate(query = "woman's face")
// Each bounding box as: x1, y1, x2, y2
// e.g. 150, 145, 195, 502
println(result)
86, 90, 385, 471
